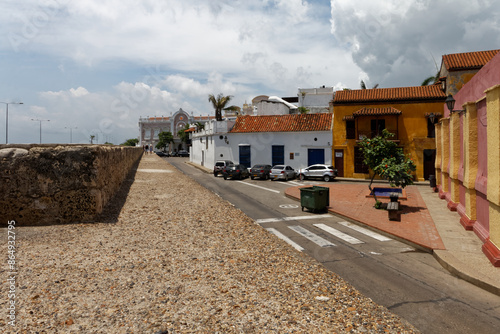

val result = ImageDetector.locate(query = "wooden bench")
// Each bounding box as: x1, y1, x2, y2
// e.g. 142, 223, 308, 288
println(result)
387, 201, 400, 221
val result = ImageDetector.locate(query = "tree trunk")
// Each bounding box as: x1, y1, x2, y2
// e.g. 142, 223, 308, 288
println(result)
368, 172, 379, 205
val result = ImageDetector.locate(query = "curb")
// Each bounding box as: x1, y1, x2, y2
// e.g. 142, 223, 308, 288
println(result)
433, 250, 500, 297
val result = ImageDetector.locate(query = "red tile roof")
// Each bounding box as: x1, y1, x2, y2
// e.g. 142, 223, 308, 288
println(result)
229, 114, 333, 133
442, 49, 500, 71
333, 85, 446, 104
353, 107, 402, 117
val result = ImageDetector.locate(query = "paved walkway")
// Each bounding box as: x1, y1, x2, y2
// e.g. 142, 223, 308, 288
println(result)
284, 181, 500, 296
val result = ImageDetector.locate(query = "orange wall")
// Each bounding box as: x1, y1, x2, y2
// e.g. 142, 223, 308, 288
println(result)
332, 101, 443, 180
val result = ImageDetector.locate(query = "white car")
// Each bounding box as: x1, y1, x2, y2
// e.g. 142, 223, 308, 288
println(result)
270, 165, 296, 181
297, 164, 337, 182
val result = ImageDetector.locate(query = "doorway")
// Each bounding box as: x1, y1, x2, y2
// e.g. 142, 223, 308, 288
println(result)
423, 149, 436, 180
334, 149, 344, 177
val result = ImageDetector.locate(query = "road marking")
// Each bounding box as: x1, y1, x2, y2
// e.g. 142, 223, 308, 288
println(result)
313, 224, 364, 245
279, 204, 299, 209
338, 221, 392, 241
256, 214, 332, 224
266, 228, 304, 251
236, 181, 280, 193
288, 181, 303, 186
288, 225, 335, 247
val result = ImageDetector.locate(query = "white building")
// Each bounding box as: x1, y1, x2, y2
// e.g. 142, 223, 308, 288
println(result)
298, 86, 334, 113
190, 113, 333, 171
138, 108, 213, 152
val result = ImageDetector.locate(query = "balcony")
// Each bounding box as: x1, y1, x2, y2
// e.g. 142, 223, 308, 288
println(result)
355, 130, 399, 141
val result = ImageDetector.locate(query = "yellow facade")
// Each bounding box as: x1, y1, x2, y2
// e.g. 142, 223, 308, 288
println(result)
332, 100, 444, 181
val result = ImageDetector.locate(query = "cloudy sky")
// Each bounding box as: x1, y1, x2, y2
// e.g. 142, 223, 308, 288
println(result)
0, 0, 498, 144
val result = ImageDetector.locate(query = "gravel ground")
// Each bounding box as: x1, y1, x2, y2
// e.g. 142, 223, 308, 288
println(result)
1, 155, 419, 333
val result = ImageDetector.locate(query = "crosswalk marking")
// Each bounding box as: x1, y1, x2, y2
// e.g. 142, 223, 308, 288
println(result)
338, 221, 392, 242
266, 228, 304, 251
236, 181, 280, 193
313, 223, 364, 245
288, 225, 335, 247
256, 214, 332, 224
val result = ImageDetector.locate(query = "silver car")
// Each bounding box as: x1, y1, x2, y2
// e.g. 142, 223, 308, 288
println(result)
270, 165, 296, 181
297, 164, 337, 182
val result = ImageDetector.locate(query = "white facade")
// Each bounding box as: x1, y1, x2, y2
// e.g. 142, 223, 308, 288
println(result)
191, 120, 332, 171
298, 86, 333, 113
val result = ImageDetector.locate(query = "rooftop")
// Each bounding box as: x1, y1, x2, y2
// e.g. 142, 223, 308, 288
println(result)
229, 113, 333, 133
442, 49, 500, 71
333, 85, 447, 104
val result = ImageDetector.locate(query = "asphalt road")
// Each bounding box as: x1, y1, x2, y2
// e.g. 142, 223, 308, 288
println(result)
167, 157, 500, 334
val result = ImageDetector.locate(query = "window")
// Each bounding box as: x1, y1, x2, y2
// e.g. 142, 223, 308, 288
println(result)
346, 120, 355, 139
370, 119, 385, 138
354, 147, 369, 174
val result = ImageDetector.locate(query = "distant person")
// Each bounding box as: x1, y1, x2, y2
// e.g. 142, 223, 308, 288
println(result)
149, 145, 153, 154
145, 144, 149, 154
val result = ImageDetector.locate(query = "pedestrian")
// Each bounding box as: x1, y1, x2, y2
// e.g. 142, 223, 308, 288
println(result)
149, 144, 153, 155
145, 144, 149, 154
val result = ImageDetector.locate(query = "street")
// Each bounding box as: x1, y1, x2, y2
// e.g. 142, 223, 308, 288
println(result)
167, 157, 500, 334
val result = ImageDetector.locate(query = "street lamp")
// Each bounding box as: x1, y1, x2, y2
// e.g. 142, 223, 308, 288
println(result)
31, 119, 50, 144
445, 94, 466, 115
0, 101, 23, 144
65, 126, 78, 143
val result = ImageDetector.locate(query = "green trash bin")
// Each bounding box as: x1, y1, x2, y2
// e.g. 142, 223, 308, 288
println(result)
300, 186, 330, 212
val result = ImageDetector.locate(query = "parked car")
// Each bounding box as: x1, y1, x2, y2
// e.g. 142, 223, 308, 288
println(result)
155, 151, 169, 157
223, 164, 249, 180
177, 150, 190, 157
250, 164, 272, 180
214, 160, 234, 176
270, 165, 296, 181
297, 164, 338, 182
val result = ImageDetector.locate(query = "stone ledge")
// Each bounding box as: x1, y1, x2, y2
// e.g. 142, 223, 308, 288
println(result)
0, 145, 142, 226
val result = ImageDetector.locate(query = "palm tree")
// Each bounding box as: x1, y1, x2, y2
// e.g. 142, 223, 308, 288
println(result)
208, 93, 233, 121
195, 122, 205, 131
421, 71, 440, 86
360, 80, 379, 89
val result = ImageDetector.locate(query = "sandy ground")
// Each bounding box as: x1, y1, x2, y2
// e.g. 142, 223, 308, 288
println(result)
0, 155, 418, 333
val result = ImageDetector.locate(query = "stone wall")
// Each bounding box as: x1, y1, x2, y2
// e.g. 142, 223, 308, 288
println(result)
0, 145, 143, 226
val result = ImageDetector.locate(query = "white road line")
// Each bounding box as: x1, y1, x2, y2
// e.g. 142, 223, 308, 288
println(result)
288, 225, 336, 247
287, 181, 303, 186
338, 221, 392, 242
313, 224, 364, 245
236, 181, 280, 193
266, 228, 304, 251
256, 214, 332, 224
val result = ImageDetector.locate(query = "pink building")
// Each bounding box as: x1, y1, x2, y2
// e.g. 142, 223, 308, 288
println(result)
435, 50, 500, 266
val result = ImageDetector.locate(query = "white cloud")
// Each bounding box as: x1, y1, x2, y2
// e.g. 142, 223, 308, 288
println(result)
330, 0, 500, 87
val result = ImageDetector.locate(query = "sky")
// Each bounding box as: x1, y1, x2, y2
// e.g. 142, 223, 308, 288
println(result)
0, 0, 499, 145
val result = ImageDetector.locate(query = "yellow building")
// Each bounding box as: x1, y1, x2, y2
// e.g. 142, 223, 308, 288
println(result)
331, 86, 446, 181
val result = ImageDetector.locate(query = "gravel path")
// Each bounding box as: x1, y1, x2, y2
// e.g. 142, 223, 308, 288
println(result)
1, 155, 419, 333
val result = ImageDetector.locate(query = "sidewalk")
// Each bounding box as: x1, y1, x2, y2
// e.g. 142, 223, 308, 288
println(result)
284, 182, 500, 296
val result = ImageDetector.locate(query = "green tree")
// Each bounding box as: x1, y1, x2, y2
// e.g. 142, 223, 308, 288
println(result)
421, 70, 440, 86
177, 124, 191, 145
195, 122, 205, 131
121, 138, 139, 146
297, 106, 309, 114
156, 131, 174, 152
358, 129, 416, 206
208, 93, 233, 121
